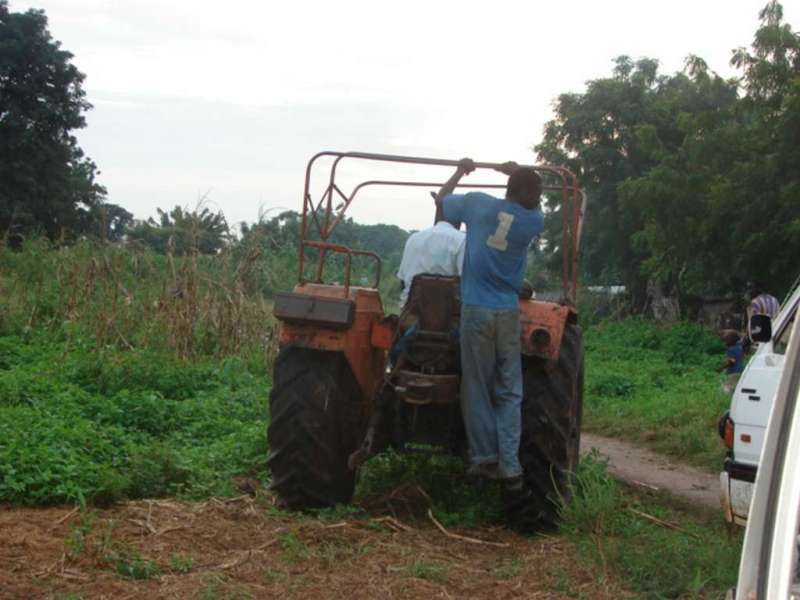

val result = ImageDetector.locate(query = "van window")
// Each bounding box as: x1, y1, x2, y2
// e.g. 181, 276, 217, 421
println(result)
775, 313, 796, 355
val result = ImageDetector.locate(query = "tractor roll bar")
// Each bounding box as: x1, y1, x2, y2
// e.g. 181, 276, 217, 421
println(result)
299, 151, 583, 305
301, 240, 381, 297
327, 180, 583, 234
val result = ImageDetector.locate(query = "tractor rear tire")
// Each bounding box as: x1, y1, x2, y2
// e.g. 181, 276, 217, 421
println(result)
511, 322, 584, 530
267, 348, 365, 510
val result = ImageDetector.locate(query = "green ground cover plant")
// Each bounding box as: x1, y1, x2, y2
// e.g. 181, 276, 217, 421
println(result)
0, 241, 730, 505
355, 450, 503, 527
582, 319, 729, 470
0, 239, 273, 505
0, 333, 268, 505
0, 241, 743, 598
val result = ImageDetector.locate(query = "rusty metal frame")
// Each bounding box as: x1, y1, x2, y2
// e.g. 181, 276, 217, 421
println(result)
302, 240, 381, 296
298, 151, 584, 305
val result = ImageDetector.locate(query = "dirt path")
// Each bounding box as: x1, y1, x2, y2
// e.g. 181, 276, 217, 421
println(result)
582, 433, 720, 510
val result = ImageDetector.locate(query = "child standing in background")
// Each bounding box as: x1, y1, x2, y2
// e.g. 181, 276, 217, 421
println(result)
720, 330, 745, 394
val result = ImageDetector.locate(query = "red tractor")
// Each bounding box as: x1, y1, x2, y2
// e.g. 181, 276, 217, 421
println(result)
268, 152, 585, 528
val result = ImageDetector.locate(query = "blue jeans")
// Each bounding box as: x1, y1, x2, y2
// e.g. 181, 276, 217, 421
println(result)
460, 305, 523, 479
389, 324, 418, 365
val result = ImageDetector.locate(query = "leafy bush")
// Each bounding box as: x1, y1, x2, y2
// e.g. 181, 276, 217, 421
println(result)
586, 318, 723, 366
0, 406, 132, 505
126, 443, 191, 498
0, 335, 268, 506
66, 349, 221, 399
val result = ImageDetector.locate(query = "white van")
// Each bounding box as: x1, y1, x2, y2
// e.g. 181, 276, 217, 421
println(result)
719, 281, 800, 525
728, 311, 800, 599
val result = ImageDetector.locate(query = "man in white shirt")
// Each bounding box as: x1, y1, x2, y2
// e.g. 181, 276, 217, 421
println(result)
396, 216, 465, 308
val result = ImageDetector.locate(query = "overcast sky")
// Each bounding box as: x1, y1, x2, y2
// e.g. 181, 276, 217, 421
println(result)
9, 0, 800, 232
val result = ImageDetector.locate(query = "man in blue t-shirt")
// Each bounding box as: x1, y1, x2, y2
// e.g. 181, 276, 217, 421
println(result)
436, 158, 544, 496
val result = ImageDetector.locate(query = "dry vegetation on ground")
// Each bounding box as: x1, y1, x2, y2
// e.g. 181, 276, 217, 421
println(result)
2, 495, 628, 600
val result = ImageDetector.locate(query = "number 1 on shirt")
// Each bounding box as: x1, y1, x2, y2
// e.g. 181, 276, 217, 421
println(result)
486, 211, 515, 251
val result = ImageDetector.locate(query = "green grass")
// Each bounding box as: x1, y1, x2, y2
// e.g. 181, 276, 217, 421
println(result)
583, 319, 729, 470
561, 454, 742, 599
106, 545, 162, 580
355, 449, 503, 528
278, 531, 311, 563
493, 557, 522, 580
0, 332, 268, 505
0, 241, 744, 599
169, 553, 195, 573
402, 558, 451, 584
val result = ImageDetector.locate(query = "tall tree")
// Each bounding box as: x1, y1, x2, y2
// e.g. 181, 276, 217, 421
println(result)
616, 60, 739, 296
128, 206, 230, 255
619, 1, 800, 299
92, 203, 134, 242
724, 0, 800, 296
535, 57, 681, 302
536, 3, 800, 304
0, 0, 105, 243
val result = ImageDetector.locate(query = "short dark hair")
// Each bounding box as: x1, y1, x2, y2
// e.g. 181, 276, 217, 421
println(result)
748, 281, 765, 297
719, 329, 740, 346
518, 279, 534, 300
507, 167, 542, 209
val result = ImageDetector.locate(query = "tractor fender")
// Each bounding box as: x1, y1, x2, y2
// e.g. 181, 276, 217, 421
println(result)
275, 283, 387, 406
519, 300, 574, 361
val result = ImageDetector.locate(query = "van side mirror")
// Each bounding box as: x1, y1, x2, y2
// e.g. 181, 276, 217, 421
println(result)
750, 314, 773, 343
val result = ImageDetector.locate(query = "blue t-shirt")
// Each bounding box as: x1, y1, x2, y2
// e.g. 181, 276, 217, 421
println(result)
726, 344, 744, 374
443, 192, 544, 309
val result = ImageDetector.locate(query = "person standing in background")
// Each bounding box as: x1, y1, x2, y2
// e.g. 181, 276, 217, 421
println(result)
747, 282, 780, 345
748, 282, 780, 320
720, 330, 745, 394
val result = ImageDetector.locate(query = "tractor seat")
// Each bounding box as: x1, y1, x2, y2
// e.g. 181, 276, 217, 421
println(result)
394, 273, 462, 395
404, 274, 461, 338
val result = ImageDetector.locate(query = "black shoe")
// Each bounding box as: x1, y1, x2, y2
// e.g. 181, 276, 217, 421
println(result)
501, 476, 532, 510
466, 463, 500, 480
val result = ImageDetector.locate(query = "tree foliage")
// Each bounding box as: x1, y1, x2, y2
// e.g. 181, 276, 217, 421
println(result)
0, 0, 105, 243
127, 206, 230, 255
536, 56, 738, 301
240, 210, 408, 264
92, 203, 134, 242
537, 1, 800, 302
238, 210, 409, 302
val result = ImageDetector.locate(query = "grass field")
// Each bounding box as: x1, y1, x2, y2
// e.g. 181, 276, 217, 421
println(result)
560, 453, 742, 599
0, 316, 729, 507
0, 327, 740, 598
353, 450, 742, 599
0, 241, 741, 598
582, 319, 729, 471
0, 334, 269, 506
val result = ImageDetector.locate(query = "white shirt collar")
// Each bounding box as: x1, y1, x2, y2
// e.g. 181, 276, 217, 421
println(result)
434, 221, 457, 231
